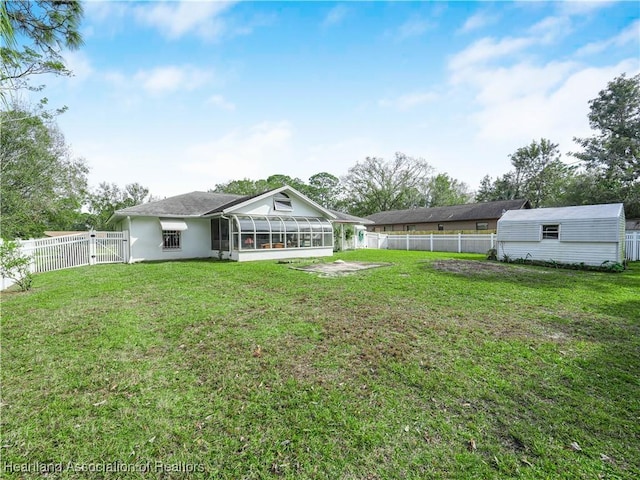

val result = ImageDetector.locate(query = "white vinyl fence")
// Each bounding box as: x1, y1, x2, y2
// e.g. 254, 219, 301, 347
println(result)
627, 231, 640, 261
368, 231, 640, 262
367, 233, 495, 254
2, 231, 129, 290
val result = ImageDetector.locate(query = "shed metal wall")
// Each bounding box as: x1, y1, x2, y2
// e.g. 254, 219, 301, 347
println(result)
497, 240, 619, 266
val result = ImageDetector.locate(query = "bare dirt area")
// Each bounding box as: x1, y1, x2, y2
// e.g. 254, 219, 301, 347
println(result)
430, 259, 540, 276
291, 260, 392, 277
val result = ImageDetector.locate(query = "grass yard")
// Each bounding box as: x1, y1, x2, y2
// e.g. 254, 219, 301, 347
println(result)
1, 250, 639, 479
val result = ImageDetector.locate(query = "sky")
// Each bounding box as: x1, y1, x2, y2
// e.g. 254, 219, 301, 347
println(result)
39, 0, 640, 199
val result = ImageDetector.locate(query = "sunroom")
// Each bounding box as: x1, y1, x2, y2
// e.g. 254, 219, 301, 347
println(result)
211, 214, 334, 261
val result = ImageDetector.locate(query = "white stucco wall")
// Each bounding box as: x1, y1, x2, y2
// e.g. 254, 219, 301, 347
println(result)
233, 195, 327, 217
126, 217, 213, 262
232, 246, 333, 262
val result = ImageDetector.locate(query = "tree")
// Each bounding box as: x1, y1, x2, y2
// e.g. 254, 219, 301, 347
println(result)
86, 182, 152, 230
1, 0, 84, 99
475, 139, 574, 207
0, 105, 88, 239
307, 172, 342, 209
571, 73, 640, 216
424, 173, 472, 207
341, 152, 434, 216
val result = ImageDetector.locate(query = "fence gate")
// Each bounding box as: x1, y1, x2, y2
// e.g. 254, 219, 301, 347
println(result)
19, 231, 129, 274
91, 231, 129, 265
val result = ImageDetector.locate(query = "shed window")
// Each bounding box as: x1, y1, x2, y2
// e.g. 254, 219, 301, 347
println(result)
476, 222, 489, 230
542, 224, 559, 240
163, 230, 181, 250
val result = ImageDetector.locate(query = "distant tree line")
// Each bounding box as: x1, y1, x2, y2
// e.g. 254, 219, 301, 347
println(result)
1, 2, 638, 239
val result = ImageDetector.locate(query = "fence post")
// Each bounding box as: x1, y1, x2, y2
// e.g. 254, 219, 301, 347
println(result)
458, 233, 462, 253
406, 234, 409, 251
89, 230, 97, 266
430, 233, 433, 252
490, 233, 495, 249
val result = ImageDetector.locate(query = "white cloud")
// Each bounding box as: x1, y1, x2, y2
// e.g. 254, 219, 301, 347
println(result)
207, 94, 236, 111
458, 11, 499, 34
557, 0, 615, 16
449, 36, 535, 75
183, 122, 294, 181
135, 1, 236, 41
63, 52, 94, 82
323, 5, 349, 27
134, 66, 214, 95
576, 20, 640, 56
528, 16, 573, 43
393, 16, 434, 41
378, 91, 438, 110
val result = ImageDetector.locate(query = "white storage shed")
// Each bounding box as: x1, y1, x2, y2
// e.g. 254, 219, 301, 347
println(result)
497, 203, 625, 266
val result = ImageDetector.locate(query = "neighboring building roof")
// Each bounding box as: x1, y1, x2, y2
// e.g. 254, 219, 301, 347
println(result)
329, 210, 374, 225
365, 199, 530, 225
499, 203, 624, 222
44, 231, 86, 237
626, 219, 640, 230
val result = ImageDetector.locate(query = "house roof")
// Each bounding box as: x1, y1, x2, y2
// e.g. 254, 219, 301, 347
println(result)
329, 210, 375, 225
113, 191, 245, 218
110, 186, 337, 221
365, 199, 530, 225
499, 203, 624, 222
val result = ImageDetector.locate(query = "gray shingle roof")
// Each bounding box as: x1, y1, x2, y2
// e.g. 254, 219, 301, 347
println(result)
329, 210, 374, 225
113, 191, 245, 217
365, 199, 530, 225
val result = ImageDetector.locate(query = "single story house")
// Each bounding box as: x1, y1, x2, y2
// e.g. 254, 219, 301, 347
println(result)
497, 203, 626, 266
110, 186, 339, 262
626, 219, 640, 231
365, 199, 531, 232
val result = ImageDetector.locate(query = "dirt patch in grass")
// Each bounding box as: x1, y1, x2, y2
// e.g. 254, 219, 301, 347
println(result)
430, 259, 540, 276
291, 260, 392, 277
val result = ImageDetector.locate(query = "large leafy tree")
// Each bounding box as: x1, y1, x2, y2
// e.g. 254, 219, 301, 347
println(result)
424, 173, 472, 207
341, 152, 434, 216
475, 139, 574, 207
0, 105, 88, 239
86, 182, 152, 230
571, 73, 640, 217
307, 172, 342, 209
1, 0, 83, 99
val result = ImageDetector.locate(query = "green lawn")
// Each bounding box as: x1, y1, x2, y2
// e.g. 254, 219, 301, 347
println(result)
2, 250, 639, 479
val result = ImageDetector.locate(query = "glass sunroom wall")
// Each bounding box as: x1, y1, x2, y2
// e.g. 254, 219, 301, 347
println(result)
270, 217, 285, 245
310, 218, 324, 247
283, 217, 299, 248
253, 217, 271, 248
298, 218, 312, 247
237, 216, 256, 250
321, 219, 333, 247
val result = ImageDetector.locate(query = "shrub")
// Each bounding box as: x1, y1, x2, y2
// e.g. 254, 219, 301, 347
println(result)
0, 240, 33, 291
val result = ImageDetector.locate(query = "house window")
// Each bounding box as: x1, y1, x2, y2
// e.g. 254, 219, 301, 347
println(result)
406, 225, 416, 231
476, 222, 489, 230
163, 230, 181, 249
437, 224, 444, 231
231, 215, 333, 250
542, 224, 559, 239
383, 226, 392, 232
273, 193, 293, 212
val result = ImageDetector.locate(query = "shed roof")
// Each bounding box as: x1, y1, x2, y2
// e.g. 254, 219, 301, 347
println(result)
499, 203, 624, 222
365, 199, 530, 225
